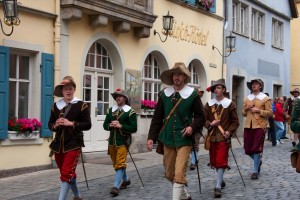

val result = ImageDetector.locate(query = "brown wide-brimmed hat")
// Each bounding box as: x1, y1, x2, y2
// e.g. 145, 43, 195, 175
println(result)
247, 78, 264, 92
54, 76, 76, 97
210, 79, 226, 93
111, 88, 130, 105
160, 62, 191, 86
290, 88, 300, 95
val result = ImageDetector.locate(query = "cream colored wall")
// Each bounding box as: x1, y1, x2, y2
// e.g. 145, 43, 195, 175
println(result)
0, 1, 56, 170
19, 0, 55, 14
290, 3, 300, 89
0, 142, 51, 170
66, 0, 224, 94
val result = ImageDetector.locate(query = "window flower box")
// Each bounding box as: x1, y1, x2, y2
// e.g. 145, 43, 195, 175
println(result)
8, 130, 40, 140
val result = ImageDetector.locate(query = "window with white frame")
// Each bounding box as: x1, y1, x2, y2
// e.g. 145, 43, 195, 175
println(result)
251, 9, 265, 42
142, 54, 161, 102
187, 62, 199, 89
272, 18, 284, 49
85, 42, 112, 70
9, 53, 31, 119
232, 1, 249, 36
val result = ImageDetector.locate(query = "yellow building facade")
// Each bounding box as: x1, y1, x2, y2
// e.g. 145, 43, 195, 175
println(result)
291, 0, 300, 90
0, 0, 224, 174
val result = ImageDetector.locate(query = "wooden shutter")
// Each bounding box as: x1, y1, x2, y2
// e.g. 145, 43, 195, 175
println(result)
41, 53, 54, 138
0, 46, 9, 139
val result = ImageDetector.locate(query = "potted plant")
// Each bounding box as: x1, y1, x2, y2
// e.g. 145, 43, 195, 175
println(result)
198, 0, 213, 10
141, 100, 157, 115
8, 118, 42, 139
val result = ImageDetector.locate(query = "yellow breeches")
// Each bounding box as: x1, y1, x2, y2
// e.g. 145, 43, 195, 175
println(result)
108, 145, 128, 170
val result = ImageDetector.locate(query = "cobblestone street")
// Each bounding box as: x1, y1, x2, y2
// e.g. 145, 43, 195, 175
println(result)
1, 139, 299, 200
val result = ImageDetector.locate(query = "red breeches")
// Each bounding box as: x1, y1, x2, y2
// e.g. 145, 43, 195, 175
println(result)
55, 148, 81, 183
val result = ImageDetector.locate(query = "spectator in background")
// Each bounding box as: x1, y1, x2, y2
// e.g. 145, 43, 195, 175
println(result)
274, 97, 285, 145
265, 93, 276, 146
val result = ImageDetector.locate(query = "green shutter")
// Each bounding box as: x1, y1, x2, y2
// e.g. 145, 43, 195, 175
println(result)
209, 0, 216, 13
41, 53, 54, 138
0, 46, 9, 139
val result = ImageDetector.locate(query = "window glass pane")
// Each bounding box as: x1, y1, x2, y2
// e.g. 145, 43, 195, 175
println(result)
108, 59, 112, 70
104, 90, 109, 102
97, 102, 103, 115
9, 81, 16, 118
98, 90, 103, 101
98, 76, 103, 88
18, 82, 29, 118
96, 55, 101, 69
84, 74, 91, 87
19, 56, 29, 79
103, 103, 109, 115
103, 57, 108, 69
104, 77, 109, 89
10, 54, 17, 78
85, 89, 91, 101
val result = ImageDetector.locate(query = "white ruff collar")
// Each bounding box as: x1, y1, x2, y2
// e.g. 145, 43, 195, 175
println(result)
208, 98, 232, 108
112, 105, 131, 112
164, 85, 194, 99
56, 97, 81, 110
247, 92, 267, 101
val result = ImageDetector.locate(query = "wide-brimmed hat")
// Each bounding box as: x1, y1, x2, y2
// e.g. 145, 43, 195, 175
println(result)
247, 79, 264, 92
54, 76, 76, 97
111, 88, 129, 105
160, 62, 191, 86
210, 79, 226, 93
290, 88, 300, 95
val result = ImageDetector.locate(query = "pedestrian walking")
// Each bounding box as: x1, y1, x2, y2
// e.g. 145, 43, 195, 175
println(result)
242, 79, 273, 180
103, 88, 137, 197
48, 76, 92, 200
284, 88, 300, 146
203, 79, 239, 198
146, 62, 205, 200
274, 97, 285, 144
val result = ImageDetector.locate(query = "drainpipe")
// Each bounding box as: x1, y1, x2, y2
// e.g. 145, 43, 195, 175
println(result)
54, 0, 61, 88
222, 0, 228, 79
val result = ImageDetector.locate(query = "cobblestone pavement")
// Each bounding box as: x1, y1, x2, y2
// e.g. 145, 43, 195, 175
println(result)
1, 138, 299, 200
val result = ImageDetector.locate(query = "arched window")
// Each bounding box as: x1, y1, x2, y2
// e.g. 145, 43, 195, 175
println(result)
85, 42, 112, 70
142, 54, 161, 102
83, 42, 113, 115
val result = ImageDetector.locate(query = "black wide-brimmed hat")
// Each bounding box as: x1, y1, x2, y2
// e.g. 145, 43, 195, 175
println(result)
247, 79, 264, 92
160, 62, 191, 86
53, 76, 76, 97
111, 88, 129, 105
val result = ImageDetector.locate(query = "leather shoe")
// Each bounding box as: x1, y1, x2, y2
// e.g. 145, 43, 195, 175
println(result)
251, 173, 258, 180
189, 164, 196, 170
120, 179, 131, 189
258, 160, 262, 174
110, 187, 119, 197
221, 180, 226, 188
214, 188, 222, 198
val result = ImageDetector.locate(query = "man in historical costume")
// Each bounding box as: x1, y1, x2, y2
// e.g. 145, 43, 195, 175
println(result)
203, 79, 239, 198
103, 88, 137, 197
190, 90, 205, 171
284, 88, 300, 146
242, 79, 273, 180
48, 76, 92, 200
146, 62, 206, 200
290, 97, 300, 151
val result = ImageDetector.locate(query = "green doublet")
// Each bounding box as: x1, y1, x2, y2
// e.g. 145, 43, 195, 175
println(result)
159, 90, 198, 148
103, 107, 137, 146
291, 98, 300, 133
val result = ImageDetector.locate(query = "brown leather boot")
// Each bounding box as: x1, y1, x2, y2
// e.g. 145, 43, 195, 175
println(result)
73, 197, 83, 200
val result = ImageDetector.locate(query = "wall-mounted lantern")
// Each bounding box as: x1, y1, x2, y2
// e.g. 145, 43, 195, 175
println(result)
212, 32, 236, 57
0, 0, 20, 36
153, 11, 174, 42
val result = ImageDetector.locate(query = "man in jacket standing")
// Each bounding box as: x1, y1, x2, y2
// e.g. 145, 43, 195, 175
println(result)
242, 79, 273, 180
146, 62, 205, 200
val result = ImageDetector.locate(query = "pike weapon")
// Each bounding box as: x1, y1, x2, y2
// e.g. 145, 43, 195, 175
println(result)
121, 132, 145, 188
191, 136, 202, 194
228, 139, 246, 187
80, 147, 89, 190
